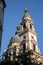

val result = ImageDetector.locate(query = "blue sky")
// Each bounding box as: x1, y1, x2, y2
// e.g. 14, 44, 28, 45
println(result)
0, 0, 43, 58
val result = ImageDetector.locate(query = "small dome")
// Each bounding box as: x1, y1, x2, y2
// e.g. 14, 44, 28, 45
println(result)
12, 35, 20, 43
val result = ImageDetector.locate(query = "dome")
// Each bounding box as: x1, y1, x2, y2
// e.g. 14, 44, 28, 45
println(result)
12, 35, 20, 43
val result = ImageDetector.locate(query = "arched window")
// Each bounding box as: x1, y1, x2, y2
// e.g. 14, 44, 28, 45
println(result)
31, 36, 34, 39
33, 44, 36, 51
23, 35, 26, 40
23, 43, 26, 52
13, 46, 16, 59
23, 23, 26, 29
30, 24, 32, 30
21, 43, 26, 53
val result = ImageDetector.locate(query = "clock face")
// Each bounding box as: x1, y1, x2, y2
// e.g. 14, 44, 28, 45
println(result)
0, 3, 3, 8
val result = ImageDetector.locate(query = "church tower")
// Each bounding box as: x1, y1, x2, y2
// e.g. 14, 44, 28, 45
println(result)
0, 0, 6, 50
18, 8, 40, 54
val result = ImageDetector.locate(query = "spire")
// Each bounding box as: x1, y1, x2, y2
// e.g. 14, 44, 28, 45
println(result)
22, 8, 31, 20
24, 8, 29, 17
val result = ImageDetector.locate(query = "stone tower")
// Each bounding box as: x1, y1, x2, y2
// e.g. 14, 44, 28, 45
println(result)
0, 0, 6, 50
16, 8, 40, 54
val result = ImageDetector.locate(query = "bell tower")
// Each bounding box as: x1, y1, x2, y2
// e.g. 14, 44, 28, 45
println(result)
0, 0, 6, 50
20, 8, 40, 53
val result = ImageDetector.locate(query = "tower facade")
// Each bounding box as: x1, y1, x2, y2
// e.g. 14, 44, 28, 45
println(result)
19, 9, 39, 53
0, 0, 6, 49
15, 9, 40, 54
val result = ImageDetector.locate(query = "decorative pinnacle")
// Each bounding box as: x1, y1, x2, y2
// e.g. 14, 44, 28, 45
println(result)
22, 8, 30, 20
24, 8, 28, 13
24, 8, 29, 17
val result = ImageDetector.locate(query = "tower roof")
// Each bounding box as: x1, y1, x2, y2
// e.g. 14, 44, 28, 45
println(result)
0, 0, 6, 8
22, 8, 31, 20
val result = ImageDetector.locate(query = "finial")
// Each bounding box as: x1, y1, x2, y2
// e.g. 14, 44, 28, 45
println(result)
24, 8, 28, 14
22, 8, 30, 20
24, 8, 29, 17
